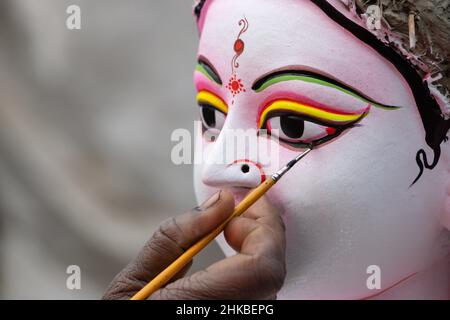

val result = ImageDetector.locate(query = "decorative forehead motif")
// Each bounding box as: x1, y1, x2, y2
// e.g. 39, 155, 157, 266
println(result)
226, 18, 248, 105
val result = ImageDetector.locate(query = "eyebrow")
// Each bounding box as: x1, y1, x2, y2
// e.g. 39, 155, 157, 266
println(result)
252, 68, 400, 110
197, 90, 228, 114
196, 57, 223, 86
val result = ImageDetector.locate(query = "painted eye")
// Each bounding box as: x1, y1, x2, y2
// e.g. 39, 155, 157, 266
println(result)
266, 115, 336, 145
199, 104, 226, 133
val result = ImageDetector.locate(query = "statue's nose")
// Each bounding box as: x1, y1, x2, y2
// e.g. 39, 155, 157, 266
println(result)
202, 159, 266, 189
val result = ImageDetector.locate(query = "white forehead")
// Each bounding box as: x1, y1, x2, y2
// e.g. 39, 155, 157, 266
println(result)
198, 0, 413, 107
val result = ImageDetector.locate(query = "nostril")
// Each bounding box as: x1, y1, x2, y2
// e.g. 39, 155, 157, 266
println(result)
241, 164, 250, 174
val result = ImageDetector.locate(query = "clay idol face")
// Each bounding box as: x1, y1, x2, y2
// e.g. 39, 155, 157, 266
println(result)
193, 0, 450, 299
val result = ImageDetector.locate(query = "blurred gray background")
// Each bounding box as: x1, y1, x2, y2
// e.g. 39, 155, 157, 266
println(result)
0, 0, 224, 299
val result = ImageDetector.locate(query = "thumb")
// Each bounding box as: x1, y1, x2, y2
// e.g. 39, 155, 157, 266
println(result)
103, 190, 235, 299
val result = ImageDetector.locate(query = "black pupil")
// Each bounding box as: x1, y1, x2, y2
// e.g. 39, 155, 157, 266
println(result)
280, 115, 304, 138
202, 106, 216, 128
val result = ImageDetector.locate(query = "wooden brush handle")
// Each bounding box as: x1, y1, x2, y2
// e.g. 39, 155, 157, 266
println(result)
130, 178, 276, 300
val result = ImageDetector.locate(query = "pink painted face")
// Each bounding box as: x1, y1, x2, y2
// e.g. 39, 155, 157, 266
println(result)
193, 0, 450, 299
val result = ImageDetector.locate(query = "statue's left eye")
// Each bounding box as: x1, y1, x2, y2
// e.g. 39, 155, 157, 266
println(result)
266, 114, 336, 146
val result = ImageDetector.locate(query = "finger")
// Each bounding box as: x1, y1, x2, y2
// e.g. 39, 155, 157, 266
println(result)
243, 195, 285, 235
225, 196, 285, 256
237, 219, 285, 262
242, 195, 277, 220
223, 216, 259, 252
103, 190, 235, 299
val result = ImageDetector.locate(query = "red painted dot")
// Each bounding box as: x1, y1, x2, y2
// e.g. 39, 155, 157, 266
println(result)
326, 127, 336, 135
231, 81, 240, 91
234, 39, 244, 53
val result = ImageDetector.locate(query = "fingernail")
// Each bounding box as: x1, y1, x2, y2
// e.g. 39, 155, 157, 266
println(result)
195, 191, 222, 211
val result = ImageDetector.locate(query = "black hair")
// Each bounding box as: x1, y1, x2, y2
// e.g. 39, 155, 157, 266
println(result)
194, 0, 207, 21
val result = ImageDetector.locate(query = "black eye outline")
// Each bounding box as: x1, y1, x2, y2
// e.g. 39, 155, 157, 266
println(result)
198, 103, 227, 134
260, 110, 363, 148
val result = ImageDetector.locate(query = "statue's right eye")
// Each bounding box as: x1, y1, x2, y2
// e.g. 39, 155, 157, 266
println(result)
199, 104, 226, 133
196, 90, 228, 136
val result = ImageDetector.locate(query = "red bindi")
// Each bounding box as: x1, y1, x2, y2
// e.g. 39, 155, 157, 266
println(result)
234, 39, 244, 54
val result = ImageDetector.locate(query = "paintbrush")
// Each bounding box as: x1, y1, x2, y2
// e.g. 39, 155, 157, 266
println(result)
130, 147, 313, 300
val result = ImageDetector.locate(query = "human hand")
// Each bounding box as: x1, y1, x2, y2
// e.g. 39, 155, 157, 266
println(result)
103, 190, 286, 300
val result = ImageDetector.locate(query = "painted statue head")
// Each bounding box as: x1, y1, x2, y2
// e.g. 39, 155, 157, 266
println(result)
191, 0, 450, 299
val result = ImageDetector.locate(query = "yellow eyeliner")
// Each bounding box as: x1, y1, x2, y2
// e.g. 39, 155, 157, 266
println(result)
259, 100, 365, 127
196, 90, 228, 114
